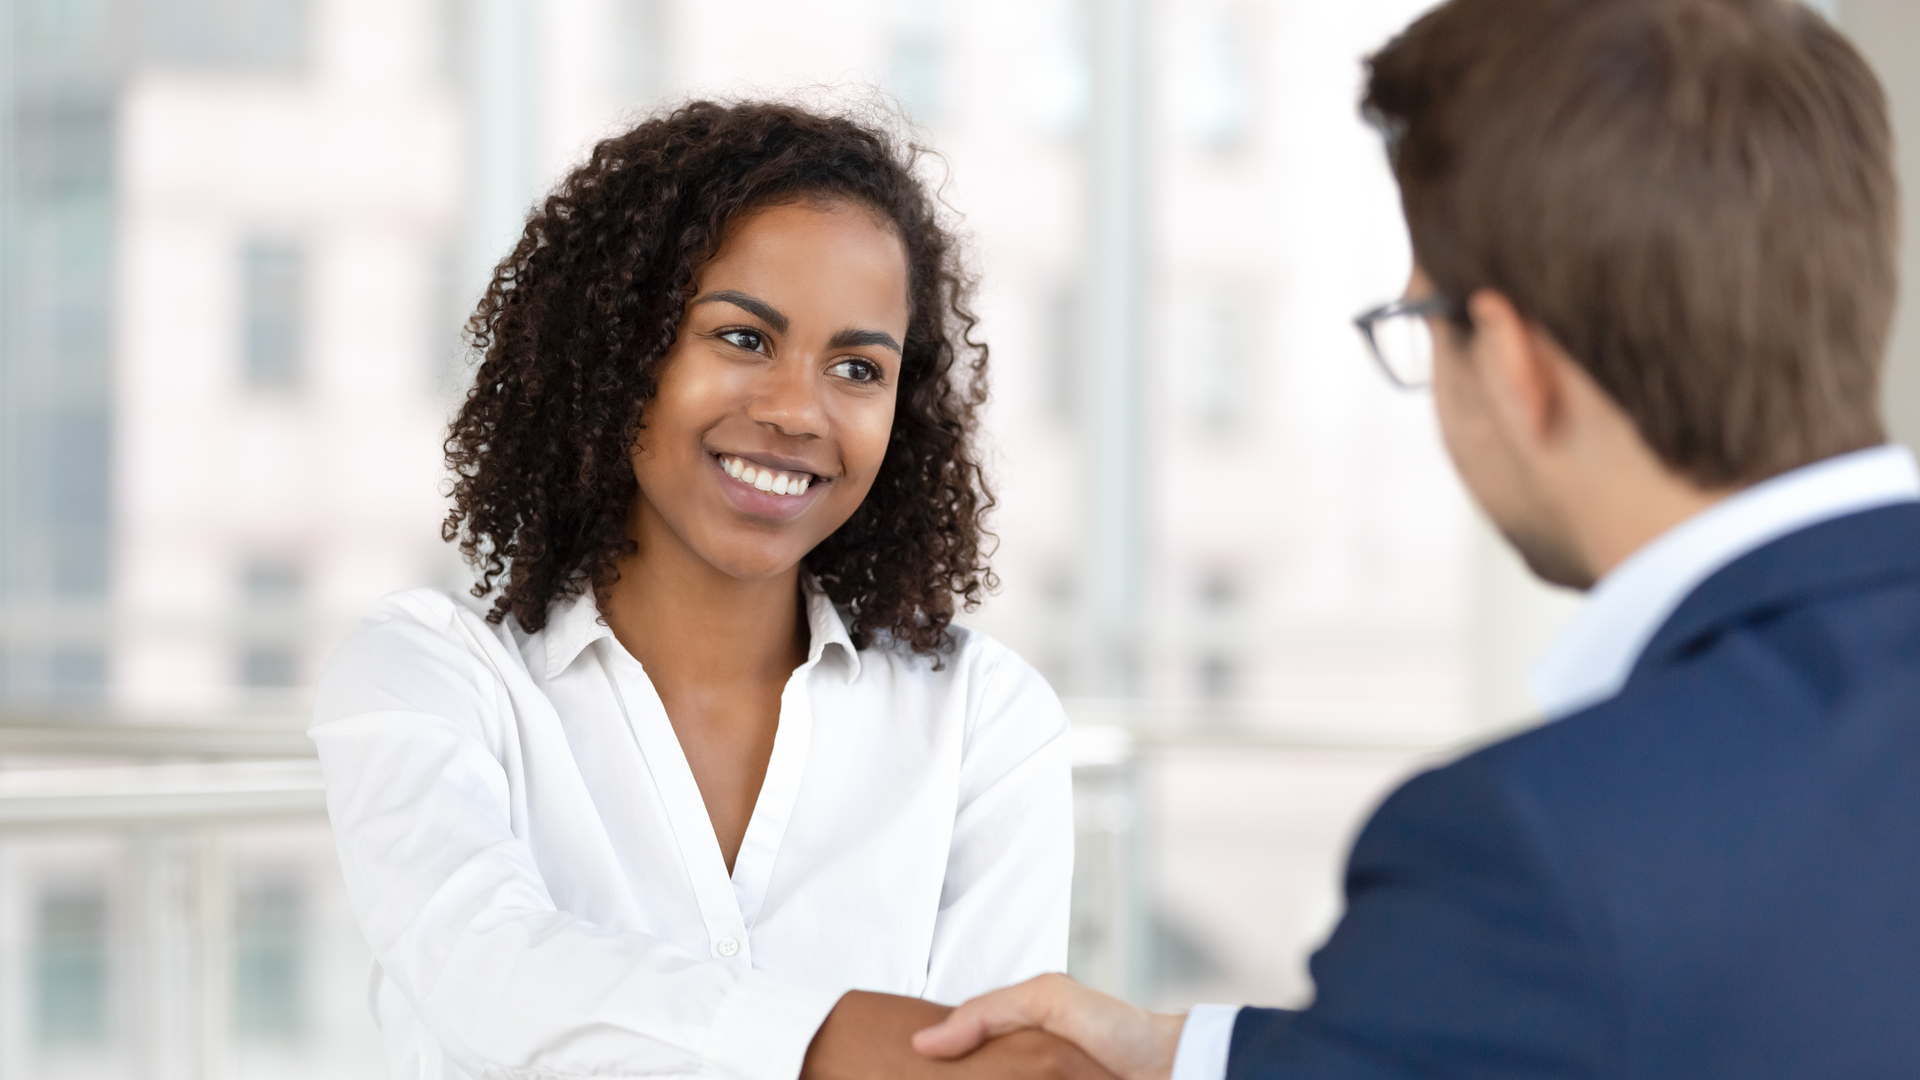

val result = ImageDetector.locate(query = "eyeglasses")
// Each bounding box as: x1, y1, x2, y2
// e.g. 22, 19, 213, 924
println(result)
1353, 295, 1462, 390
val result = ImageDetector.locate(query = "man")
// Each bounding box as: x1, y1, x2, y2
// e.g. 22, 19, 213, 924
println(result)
911, 0, 1920, 1077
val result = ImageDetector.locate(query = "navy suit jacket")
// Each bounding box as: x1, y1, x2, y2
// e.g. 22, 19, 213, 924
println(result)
1228, 504, 1920, 1079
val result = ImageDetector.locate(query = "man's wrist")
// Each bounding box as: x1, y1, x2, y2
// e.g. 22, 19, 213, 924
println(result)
1166, 1005, 1241, 1080
1137, 1011, 1188, 1080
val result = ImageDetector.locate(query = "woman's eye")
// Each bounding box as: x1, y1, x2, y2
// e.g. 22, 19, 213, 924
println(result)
718, 328, 766, 353
828, 358, 883, 383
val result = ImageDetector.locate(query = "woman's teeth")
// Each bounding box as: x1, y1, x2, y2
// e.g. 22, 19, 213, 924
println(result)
720, 455, 812, 496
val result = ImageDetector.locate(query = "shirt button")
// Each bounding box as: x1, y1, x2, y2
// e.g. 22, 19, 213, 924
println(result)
716, 937, 740, 957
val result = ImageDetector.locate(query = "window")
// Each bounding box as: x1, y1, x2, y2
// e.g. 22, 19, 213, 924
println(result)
3, 99, 117, 616
1181, 279, 1256, 432
430, 0, 464, 87
239, 647, 301, 688
241, 557, 303, 606
1170, 6, 1254, 152
234, 874, 305, 1041
241, 240, 307, 390
47, 408, 112, 597
1197, 653, 1236, 700
1044, 285, 1080, 424
891, 0, 945, 123
1198, 567, 1239, 609
238, 557, 304, 688
36, 885, 110, 1047
144, 0, 309, 72
1030, 0, 1090, 135
427, 244, 475, 393
15, 0, 122, 75
1196, 568, 1240, 700
0, 647, 109, 705
610, 0, 668, 104
17, 99, 115, 208
49, 648, 108, 699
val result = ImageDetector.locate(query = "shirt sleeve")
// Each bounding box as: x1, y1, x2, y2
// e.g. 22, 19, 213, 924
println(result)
1171, 1005, 1243, 1080
311, 594, 841, 1080
1224, 757, 1600, 1080
920, 642, 1076, 1003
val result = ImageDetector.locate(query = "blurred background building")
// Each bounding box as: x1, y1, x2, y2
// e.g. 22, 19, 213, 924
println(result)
0, 0, 1908, 1076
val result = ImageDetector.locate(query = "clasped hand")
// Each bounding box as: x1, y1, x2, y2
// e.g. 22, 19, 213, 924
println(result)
915, 975, 1184, 1080
799, 976, 1183, 1080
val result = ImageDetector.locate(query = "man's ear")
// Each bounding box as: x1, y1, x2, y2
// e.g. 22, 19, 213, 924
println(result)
1465, 289, 1568, 451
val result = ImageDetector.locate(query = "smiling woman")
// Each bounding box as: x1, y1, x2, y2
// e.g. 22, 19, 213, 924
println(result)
307, 101, 1087, 1080
628, 204, 911, 586
448, 105, 994, 657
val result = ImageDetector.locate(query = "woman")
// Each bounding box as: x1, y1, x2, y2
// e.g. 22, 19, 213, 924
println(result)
311, 102, 1074, 1080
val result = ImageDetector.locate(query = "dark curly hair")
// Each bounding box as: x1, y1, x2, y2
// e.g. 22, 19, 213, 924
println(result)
442, 100, 996, 654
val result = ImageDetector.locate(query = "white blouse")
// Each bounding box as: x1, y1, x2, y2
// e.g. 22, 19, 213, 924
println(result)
310, 584, 1073, 1080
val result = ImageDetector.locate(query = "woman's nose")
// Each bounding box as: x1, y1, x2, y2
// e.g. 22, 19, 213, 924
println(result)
745, 356, 828, 438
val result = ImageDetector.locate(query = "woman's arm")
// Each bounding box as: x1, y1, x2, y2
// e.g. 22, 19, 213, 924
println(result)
922, 643, 1077, 1002
312, 594, 841, 1080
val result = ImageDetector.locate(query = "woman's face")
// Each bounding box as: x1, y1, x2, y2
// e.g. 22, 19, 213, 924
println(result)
628, 200, 911, 581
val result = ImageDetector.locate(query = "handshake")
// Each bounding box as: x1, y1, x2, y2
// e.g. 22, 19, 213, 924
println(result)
801, 978, 1177, 1080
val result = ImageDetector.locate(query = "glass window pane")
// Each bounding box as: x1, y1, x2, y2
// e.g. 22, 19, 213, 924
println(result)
35, 886, 111, 1047
242, 240, 307, 390
144, 0, 309, 71
234, 875, 306, 1040
239, 647, 301, 688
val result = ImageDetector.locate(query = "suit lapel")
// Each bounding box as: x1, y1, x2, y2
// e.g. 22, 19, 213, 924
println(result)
1625, 502, 1920, 690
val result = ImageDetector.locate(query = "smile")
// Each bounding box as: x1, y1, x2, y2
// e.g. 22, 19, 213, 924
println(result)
717, 454, 816, 496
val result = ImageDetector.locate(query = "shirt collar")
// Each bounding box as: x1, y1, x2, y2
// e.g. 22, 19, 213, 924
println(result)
539, 587, 616, 679
1526, 443, 1920, 719
799, 574, 863, 681
537, 576, 862, 681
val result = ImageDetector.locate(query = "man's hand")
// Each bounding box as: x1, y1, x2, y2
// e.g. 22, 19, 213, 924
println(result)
910, 974, 1186, 1080
800, 990, 1121, 1080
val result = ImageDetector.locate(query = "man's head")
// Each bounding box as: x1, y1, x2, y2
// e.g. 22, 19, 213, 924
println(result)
1366, 0, 1897, 587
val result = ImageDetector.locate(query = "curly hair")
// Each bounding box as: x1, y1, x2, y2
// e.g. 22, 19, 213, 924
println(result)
442, 100, 996, 654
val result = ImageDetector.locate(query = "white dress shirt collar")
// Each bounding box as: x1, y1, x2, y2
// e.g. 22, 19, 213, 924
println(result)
1527, 443, 1920, 719
538, 574, 862, 681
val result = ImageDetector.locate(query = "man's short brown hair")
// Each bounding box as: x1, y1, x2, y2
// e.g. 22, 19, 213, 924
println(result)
1366, 0, 1896, 487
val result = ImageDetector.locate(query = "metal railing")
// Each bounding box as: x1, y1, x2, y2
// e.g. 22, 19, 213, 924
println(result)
0, 720, 324, 832
0, 705, 1471, 1078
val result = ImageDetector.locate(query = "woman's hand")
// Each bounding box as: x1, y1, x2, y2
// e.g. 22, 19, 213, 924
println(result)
910, 975, 1187, 1080
801, 990, 1122, 1080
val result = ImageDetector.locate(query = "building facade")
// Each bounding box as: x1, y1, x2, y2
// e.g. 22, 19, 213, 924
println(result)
0, 0, 1702, 1072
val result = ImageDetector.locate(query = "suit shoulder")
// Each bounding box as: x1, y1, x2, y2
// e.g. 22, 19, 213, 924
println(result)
1471, 576, 1920, 798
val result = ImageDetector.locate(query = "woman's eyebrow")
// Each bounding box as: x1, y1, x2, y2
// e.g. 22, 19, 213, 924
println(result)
692, 290, 788, 333
829, 328, 903, 355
